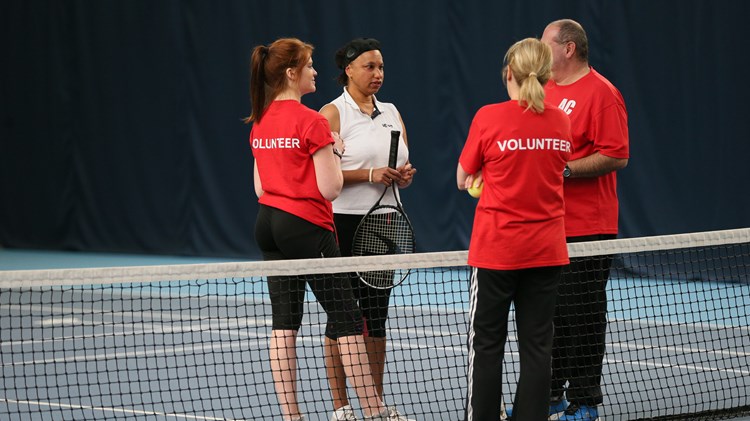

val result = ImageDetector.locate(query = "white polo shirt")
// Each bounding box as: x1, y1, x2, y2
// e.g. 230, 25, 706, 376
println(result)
326, 88, 409, 214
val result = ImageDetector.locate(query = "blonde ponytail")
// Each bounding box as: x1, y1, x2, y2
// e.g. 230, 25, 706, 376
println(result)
504, 38, 552, 113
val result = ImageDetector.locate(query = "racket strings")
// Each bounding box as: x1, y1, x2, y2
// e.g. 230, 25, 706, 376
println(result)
352, 210, 415, 289
352, 211, 414, 256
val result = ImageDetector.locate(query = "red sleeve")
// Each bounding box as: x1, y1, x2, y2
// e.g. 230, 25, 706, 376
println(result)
459, 109, 486, 174
592, 94, 629, 159
304, 117, 334, 155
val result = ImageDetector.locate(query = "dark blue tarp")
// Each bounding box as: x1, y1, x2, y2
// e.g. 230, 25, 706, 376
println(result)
2, 1, 749, 259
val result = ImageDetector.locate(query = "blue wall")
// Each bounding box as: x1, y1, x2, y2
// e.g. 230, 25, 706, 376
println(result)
2, 1, 749, 259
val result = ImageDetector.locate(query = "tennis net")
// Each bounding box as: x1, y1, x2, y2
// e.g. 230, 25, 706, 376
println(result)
1, 228, 749, 420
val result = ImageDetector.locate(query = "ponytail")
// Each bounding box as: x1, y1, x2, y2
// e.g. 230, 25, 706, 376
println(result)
244, 38, 313, 124
246, 45, 269, 123
518, 68, 547, 113
504, 38, 552, 114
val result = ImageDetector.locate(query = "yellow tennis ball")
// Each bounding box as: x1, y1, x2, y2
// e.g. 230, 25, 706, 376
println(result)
467, 181, 483, 198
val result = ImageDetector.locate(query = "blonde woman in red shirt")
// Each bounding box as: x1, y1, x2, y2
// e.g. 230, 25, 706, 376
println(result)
457, 38, 572, 421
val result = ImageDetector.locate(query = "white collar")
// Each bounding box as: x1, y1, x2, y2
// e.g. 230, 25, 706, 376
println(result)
342, 87, 381, 113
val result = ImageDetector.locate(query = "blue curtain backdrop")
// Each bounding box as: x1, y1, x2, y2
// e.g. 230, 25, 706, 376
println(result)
2, 1, 749, 259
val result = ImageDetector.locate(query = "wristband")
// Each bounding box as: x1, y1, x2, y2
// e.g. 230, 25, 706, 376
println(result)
369, 167, 374, 184
333, 148, 343, 159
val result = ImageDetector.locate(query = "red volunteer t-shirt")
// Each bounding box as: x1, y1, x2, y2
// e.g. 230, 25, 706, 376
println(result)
459, 101, 572, 270
250, 100, 335, 231
544, 68, 629, 237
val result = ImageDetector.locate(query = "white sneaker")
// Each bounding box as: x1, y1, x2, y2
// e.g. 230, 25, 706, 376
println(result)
363, 406, 415, 421
331, 405, 359, 421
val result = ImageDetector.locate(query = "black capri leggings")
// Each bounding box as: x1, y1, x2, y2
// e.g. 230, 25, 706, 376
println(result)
332, 213, 393, 338
255, 205, 363, 338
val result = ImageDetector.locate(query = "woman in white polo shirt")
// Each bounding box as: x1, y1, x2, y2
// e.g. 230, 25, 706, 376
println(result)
320, 38, 417, 421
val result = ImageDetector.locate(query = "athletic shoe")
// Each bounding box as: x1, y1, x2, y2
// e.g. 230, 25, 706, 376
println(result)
291, 416, 307, 421
363, 406, 415, 421
558, 404, 599, 421
548, 399, 571, 420
505, 398, 569, 420
500, 401, 507, 420
331, 405, 359, 421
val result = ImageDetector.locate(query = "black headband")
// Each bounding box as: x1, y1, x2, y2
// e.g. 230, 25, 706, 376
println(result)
337, 38, 381, 69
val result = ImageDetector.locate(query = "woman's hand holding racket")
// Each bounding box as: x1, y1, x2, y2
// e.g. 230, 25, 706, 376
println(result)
370, 166, 402, 187
370, 163, 416, 187
396, 163, 416, 187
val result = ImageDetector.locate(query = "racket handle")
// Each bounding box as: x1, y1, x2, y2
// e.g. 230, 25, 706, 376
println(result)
389, 130, 400, 169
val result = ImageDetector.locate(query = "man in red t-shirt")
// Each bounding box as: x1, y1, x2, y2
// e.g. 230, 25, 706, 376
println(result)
541, 19, 630, 421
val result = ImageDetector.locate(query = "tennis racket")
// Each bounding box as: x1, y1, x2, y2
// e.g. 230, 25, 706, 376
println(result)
351, 130, 416, 289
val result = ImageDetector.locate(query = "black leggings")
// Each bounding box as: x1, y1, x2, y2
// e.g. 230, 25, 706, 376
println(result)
255, 205, 363, 338
332, 213, 392, 338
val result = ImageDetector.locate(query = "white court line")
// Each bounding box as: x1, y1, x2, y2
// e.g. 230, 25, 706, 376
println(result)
605, 339, 750, 358
0, 337, 268, 367
612, 316, 750, 333
2, 303, 273, 326
603, 357, 750, 376
2, 305, 748, 376
0, 322, 270, 352
3, 319, 748, 377
0, 398, 242, 420
5, 302, 748, 331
